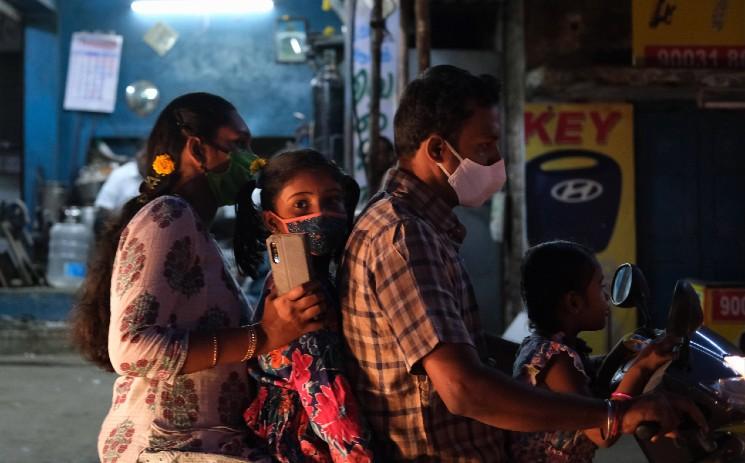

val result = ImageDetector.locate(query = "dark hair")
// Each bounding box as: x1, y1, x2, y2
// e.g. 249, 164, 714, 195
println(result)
393, 64, 501, 158
70, 92, 243, 371
234, 149, 360, 275
521, 240, 599, 334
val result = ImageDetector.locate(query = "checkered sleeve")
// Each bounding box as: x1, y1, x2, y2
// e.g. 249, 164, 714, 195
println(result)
370, 219, 476, 373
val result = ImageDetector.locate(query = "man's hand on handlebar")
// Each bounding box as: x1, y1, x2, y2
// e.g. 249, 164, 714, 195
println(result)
621, 392, 708, 442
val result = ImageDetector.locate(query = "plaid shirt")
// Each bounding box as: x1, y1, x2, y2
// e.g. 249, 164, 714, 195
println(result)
339, 168, 506, 462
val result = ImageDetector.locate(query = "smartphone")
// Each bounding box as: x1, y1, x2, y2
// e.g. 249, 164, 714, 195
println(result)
266, 233, 313, 295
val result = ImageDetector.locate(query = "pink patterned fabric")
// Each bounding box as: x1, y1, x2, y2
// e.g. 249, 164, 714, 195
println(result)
99, 196, 267, 463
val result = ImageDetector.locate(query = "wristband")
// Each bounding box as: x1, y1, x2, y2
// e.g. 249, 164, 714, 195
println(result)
611, 391, 633, 401
602, 399, 624, 441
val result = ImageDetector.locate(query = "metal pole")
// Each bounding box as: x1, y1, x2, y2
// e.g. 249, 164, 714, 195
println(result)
397, 0, 411, 99
503, 0, 527, 323
343, 0, 356, 175
415, 0, 430, 72
367, 0, 383, 192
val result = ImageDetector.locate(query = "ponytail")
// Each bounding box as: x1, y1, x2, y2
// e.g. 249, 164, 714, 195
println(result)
69, 197, 147, 370
233, 181, 265, 278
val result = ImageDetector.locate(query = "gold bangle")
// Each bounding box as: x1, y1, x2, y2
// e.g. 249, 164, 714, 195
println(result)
241, 325, 258, 362
211, 333, 219, 368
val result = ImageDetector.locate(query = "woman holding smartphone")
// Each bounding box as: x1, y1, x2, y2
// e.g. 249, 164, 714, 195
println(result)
71, 93, 324, 462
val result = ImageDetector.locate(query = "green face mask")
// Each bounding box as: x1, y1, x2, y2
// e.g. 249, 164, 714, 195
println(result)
205, 149, 259, 206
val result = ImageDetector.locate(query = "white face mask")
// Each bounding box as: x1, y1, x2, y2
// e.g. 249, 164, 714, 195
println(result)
436, 140, 507, 207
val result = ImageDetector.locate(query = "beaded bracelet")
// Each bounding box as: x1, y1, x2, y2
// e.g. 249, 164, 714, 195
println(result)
210, 333, 219, 368
241, 325, 258, 362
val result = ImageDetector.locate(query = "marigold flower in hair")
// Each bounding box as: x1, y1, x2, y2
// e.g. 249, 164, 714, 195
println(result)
153, 153, 175, 176
249, 157, 267, 175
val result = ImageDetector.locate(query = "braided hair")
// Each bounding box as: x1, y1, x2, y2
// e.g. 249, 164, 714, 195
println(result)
70, 92, 244, 370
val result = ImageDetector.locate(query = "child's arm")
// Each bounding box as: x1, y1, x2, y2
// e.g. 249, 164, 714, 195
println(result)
613, 335, 679, 397
542, 352, 618, 448
542, 337, 678, 448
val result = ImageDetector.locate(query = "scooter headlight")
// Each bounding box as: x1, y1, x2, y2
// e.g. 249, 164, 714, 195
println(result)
724, 356, 745, 377
711, 359, 745, 410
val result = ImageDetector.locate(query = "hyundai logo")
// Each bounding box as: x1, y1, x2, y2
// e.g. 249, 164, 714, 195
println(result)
550, 179, 604, 203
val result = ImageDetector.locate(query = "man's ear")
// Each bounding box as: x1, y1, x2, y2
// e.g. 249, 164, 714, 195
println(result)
423, 135, 445, 163
263, 210, 285, 234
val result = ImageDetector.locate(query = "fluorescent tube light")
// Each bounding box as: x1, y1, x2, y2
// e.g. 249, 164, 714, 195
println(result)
698, 88, 745, 110
131, 0, 274, 15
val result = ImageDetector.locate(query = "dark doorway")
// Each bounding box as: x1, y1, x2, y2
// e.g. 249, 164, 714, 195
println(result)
0, 10, 22, 201
635, 103, 745, 327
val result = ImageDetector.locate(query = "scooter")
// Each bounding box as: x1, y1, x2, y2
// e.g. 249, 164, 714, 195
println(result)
598, 263, 745, 462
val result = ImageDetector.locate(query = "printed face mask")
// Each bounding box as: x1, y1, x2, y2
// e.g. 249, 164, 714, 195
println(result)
436, 140, 507, 208
273, 211, 348, 256
205, 148, 257, 206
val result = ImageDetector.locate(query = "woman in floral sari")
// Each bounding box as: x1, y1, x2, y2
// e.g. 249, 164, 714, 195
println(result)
71, 93, 326, 462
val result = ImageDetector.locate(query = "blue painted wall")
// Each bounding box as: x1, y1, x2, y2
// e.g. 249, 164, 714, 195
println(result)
24, 25, 60, 210
25, 0, 340, 212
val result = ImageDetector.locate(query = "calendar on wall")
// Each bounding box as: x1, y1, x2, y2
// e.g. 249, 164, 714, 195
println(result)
63, 32, 123, 113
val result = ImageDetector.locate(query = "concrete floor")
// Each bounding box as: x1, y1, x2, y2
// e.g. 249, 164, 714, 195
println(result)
0, 353, 647, 463
595, 435, 648, 463
0, 354, 113, 463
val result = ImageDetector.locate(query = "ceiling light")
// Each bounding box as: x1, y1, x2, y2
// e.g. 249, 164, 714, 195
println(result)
131, 0, 274, 15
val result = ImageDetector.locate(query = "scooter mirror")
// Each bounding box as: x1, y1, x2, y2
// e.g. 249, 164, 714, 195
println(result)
610, 263, 653, 327
611, 264, 634, 307
667, 279, 704, 338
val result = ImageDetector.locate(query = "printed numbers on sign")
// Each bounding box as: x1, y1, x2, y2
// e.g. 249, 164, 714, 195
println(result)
712, 289, 745, 322
654, 48, 711, 67
727, 49, 745, 68
721, 295, 745, 317
645, 46, 745, 68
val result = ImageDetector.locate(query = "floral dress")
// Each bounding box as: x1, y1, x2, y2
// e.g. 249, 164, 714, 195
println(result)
99, 195, 269, 463
243, 277, 374, 463
510, 332, 597, 463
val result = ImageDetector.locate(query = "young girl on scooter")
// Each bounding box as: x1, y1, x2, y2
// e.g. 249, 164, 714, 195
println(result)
511, 240, 677, 463
234, 149, 374, 463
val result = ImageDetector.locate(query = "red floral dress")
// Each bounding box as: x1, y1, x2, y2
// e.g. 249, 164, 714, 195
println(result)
243, 278, 374, 463
100, 196, 269, 463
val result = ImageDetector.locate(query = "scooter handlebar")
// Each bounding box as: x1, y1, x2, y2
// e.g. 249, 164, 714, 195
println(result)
635, 422, 661, 441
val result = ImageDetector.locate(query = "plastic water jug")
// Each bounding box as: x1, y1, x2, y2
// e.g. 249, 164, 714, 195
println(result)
46, 207, 93, 289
